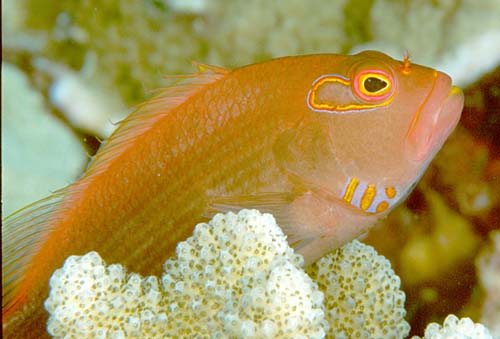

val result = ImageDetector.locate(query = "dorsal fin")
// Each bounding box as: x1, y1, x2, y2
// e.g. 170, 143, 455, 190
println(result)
2, 189, 66, 313
84, 63, 229, 178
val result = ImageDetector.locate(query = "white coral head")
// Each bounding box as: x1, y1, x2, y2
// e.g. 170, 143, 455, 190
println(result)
412, 314, 493, 339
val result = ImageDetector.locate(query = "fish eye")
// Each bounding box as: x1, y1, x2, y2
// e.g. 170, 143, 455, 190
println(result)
354, 70, 393, 102
363, 76, 387, 93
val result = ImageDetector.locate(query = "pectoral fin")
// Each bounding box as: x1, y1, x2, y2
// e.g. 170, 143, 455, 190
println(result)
206, 192, 294, 226
206, 191, 334, 263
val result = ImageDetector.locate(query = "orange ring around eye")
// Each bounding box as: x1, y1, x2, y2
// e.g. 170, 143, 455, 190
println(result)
354, 70, 393, 102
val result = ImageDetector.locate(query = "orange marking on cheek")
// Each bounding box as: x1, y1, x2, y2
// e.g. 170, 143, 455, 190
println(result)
376, 201, 389, 213
385, 186, 396, 199
341, 179, 399, 214
360, 184, 376, 211
342, 178, 359, 203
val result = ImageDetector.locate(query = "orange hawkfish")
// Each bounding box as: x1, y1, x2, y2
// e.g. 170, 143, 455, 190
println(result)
2, 51, 463, 338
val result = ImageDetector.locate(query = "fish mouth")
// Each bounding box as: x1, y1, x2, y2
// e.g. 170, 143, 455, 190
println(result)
405, 72, 464, 162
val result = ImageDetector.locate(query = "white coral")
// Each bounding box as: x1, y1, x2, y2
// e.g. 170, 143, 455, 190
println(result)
411, 314, 493, 339
308, 240, 410, 339
44, 210, 327, 338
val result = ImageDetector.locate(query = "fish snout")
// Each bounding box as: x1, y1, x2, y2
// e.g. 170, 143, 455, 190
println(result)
405, 71, 464, 162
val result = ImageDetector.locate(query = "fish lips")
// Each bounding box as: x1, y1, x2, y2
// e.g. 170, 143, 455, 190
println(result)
405, 73, 464, 163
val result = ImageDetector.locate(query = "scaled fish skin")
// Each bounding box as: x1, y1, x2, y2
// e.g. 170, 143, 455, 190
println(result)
2, 51, 463, 338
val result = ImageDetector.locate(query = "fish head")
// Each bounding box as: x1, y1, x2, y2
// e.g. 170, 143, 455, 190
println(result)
306, 50, 463, 213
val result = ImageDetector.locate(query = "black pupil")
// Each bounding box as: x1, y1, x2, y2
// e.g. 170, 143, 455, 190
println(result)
364, 77, 387, 93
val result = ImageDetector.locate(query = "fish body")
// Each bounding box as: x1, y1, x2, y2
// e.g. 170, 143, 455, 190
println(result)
2, 51, 463, 338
